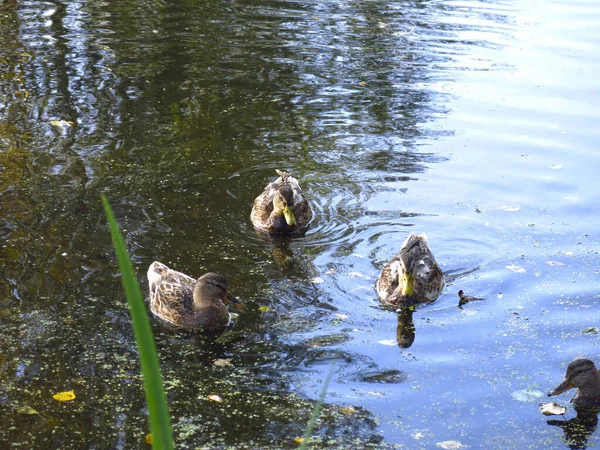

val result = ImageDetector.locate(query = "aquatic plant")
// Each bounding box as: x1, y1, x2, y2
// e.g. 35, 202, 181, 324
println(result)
102, 195, 174, 450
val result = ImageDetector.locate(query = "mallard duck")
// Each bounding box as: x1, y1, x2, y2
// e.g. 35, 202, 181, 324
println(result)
147, 261, 240, 330
250, 169, 313, 234
376, 233, 444, 307
548, 359, 600, 409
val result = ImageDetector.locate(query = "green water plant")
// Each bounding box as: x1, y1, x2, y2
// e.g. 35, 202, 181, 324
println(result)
102, 195, 174, 450
299, 363, 335, 449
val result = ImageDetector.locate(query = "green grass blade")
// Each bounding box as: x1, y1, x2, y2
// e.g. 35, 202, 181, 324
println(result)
101, 195, 174, 450
299, 363, 335, 450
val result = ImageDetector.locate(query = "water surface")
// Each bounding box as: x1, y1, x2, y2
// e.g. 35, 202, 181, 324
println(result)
1, 0, 599, 448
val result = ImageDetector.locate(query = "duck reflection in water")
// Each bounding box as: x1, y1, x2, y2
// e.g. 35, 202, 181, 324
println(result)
547, 358, 600, 449
396, 306, 416, 348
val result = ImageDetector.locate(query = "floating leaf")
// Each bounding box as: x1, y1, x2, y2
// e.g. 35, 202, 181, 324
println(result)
539, 402, 567, 415
310, 277, 324, 284
506, 264, 526, 273
53, 390, 76, 402
294, 437, 304, 444
437, 441, 466, 449
145, 434, 153, 445
499, 205, 520, 212
17, 406, 38, 415
339, 406, 357, 415
208, 394, 223, 403
546, 261, 565, 267
213, 358, 232, 367
49, 120, 74, 127
258, 305, 271, 313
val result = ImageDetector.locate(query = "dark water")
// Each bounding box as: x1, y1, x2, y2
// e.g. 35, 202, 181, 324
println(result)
1, 0, 599, 448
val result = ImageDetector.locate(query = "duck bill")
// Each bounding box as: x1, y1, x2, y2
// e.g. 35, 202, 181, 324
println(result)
401, 274, 414, 297
548, 379, 574, 396
283, 205, 297, 226
224, 293, 244, 309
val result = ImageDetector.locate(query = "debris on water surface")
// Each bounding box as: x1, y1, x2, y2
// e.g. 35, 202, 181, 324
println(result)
550, 164, 563, 169
458, 290, 485, 306
437, 440, 466, 449
339, 406, 357, 415
582, 327, 599, 334
145, 434, 153, 445
258, 305, 271, 313
50, 120, 74, 127
53, 390, 76, 402
294, 437, 304, 444
213, 358, 233, 367
208, 394, 223, 403
16, 406, 38, 415
500, 205, 520, 212
511, 389, 544, 402
310, 277, 324, 284
545, 260, 565, 267
506, 264, 526, 273
539, 402, 567, 416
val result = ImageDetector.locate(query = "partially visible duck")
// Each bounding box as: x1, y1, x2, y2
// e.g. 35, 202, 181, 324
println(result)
548, 358, 600, 409
147, 261, 240, 330
376, 233, 444, 307
250, 169, 313, 234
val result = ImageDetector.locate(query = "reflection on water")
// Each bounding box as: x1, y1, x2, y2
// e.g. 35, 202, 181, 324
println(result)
2, 0, 600, 447
548, 408, 600, 450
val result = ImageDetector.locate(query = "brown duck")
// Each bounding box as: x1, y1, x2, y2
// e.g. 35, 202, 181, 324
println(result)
548, 358, 600, 409
250, 169, 313, 234
376, 233, 444, 307
147, 261, 240, 330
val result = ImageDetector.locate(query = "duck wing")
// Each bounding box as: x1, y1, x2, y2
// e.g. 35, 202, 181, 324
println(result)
150, 280, 195, 327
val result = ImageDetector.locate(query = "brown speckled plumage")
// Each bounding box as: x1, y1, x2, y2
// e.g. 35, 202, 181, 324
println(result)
147, 261, 232, 330
250, 169, 313, 234
376, 233, 444, 307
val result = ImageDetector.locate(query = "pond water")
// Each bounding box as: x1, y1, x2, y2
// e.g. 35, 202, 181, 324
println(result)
1, 0, 599, 448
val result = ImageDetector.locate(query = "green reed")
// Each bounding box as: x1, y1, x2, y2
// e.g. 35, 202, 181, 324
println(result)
102, 195, 174, 450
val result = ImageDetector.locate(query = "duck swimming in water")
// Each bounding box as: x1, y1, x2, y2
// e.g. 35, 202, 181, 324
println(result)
250, 169, 313, 234
376, 233, 444, 307
549, 358, 600, 409
147, 261, 240, 330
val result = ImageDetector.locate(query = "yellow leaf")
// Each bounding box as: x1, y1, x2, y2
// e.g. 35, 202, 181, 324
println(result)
145, 433, 153, 445
258, 306, 271, 313
359, 81, 366, 85
208, 394, 223, 403
53, 390, 76, 402
294, 437, 304, 444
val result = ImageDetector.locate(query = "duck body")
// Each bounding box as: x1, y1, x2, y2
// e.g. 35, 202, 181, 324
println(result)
147, 261, 234, 330
376, 233, 444, 307
549, 358, 600, 409
250, 169, 313, 234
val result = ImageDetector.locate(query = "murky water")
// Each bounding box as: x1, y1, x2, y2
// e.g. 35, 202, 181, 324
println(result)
1, 0, 600, 448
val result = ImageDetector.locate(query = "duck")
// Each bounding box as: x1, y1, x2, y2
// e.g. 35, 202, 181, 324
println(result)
376, 233, 444, 307
147, 261, 241, 330
250, 169, 313, 234
548, 358, 600, 409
